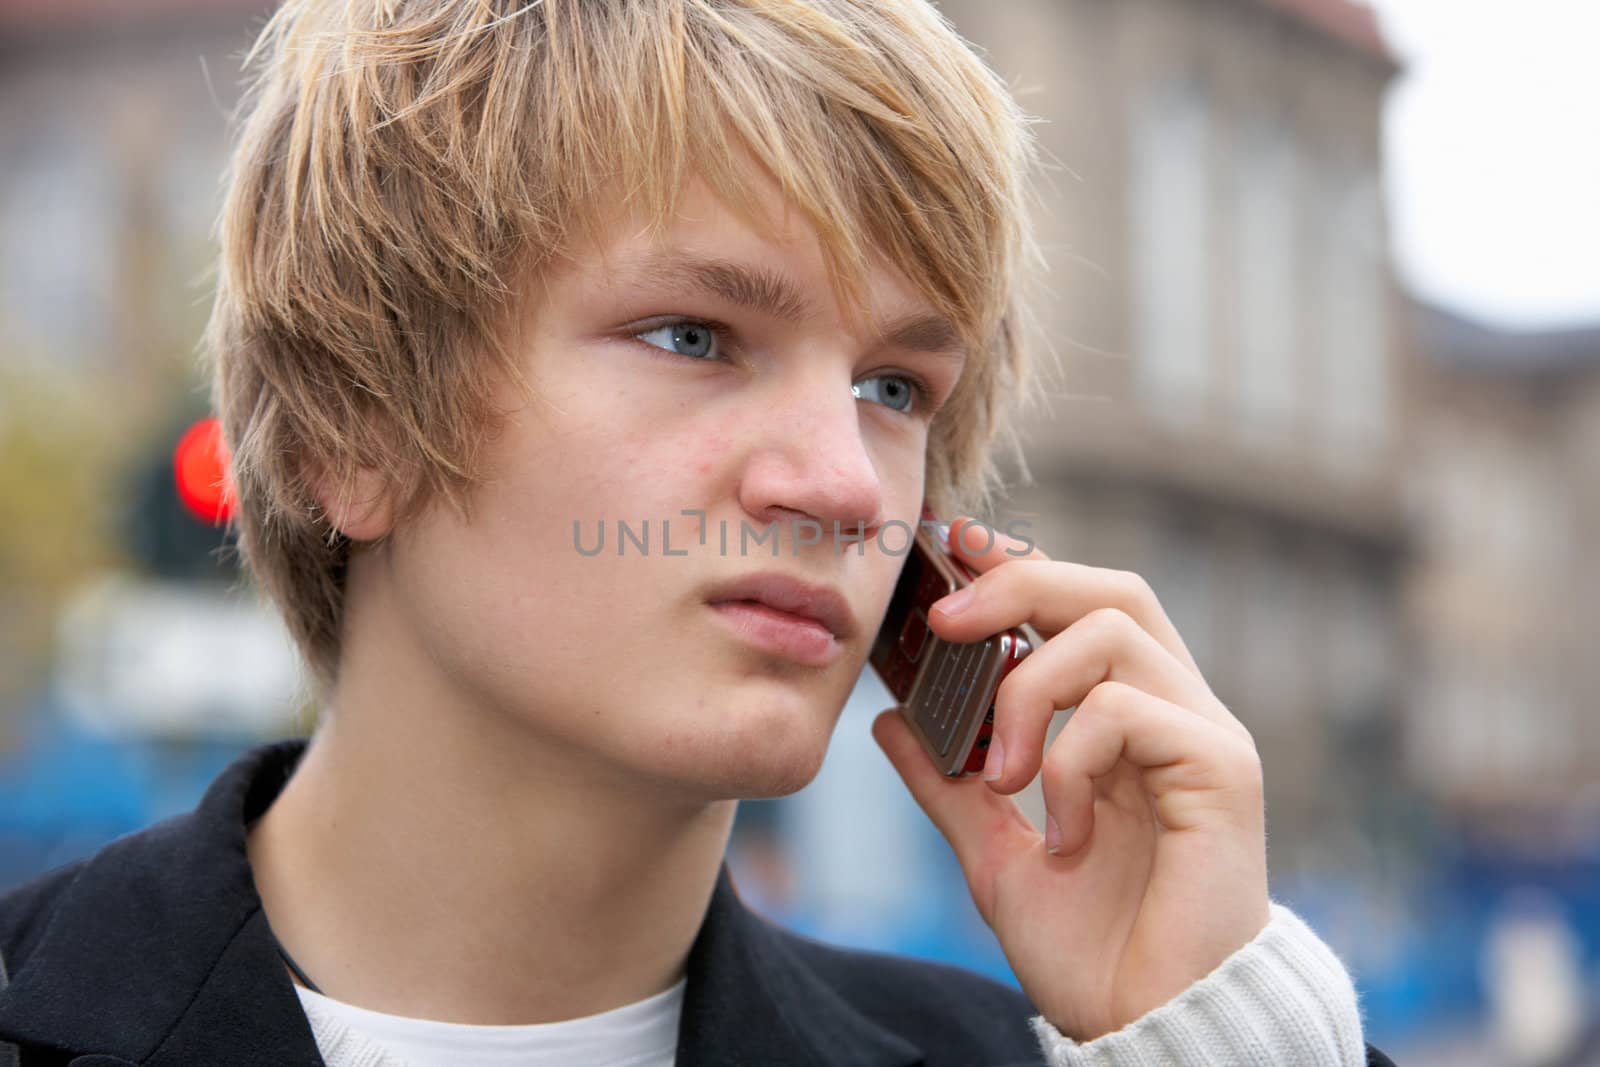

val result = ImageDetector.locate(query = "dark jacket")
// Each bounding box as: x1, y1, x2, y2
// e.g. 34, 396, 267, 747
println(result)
0, 739, 1396, 1066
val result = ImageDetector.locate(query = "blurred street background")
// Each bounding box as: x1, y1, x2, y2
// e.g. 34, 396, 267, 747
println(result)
2, 0, 1597, 1062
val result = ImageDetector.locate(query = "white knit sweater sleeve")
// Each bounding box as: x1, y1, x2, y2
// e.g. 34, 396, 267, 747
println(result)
1027, 902, 1367, 1067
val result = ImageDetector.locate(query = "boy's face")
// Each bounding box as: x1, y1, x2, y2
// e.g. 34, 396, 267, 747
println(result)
362, 170, 967, 801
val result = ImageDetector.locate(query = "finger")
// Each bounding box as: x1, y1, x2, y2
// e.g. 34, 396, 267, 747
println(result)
1039, 682, 1262, 857
870, 708, 1037, 917
945, 516, 1049, 568
928, 546, 1203, 679
981, 608, 1240, 795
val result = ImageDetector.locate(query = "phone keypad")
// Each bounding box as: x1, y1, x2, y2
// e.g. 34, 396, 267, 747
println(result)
912, 635, 995, 757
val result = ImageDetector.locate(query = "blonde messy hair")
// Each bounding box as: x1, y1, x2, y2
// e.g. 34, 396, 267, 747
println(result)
205, 0, 1044, 696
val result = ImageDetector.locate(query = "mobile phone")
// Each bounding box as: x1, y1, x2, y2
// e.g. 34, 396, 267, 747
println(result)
868, 514, 1037, 777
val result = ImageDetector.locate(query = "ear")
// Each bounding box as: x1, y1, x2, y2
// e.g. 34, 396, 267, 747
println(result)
307, 463, 397, 542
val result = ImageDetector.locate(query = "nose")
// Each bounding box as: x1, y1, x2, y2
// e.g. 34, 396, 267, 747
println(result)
736, 365, 885, 536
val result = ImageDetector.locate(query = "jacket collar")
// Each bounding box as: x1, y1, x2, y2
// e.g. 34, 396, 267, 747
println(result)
0, 738, 922, 1067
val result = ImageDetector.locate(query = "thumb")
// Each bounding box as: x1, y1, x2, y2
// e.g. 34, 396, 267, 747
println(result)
871, 709, 1037, 915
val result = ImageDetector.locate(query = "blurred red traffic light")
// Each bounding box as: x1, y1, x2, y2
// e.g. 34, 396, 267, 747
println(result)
173, 417, 235, 525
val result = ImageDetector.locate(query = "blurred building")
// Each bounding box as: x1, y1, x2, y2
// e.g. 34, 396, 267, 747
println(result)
1402, 304, 1600, 838
0, 0, 1428, 908
9, 0, 1597, 1045
0, 0, 274, 380
0, 4, 310, 892
938, 0, 1413, 883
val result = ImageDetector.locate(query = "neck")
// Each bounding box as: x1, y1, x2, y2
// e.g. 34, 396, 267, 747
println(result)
246, 665, 736, 1024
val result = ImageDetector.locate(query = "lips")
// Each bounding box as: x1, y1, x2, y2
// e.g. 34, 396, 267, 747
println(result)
703, 572, 857, 641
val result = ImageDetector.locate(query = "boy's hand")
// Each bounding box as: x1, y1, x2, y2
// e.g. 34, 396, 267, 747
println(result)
871, 518, 1271, 1041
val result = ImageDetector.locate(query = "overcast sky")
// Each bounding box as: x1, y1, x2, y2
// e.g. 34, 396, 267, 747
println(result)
1365, 0, 1600, 330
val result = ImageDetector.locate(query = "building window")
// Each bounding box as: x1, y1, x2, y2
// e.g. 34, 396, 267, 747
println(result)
1235, 536, 1306, 720
1315, 163, 1389, 472
1147, 518, 1219, 679
1320, 556, 1393, 724
1131, 76, 1211, 424
0, 125, 115, 369
1231, 115, 1300, 447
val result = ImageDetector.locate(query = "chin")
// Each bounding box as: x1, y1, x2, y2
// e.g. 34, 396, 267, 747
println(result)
719, 742, 831, 800
642, 684, 841, 801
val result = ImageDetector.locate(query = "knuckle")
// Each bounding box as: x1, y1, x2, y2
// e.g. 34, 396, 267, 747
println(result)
1220, 736, 1265, 791
1113, 569, 1158, 612
972, 559, 1016, 600
997, 664, 1062, 724
988, 557, 1027, 588
1015, 557, 1055, 586
1229, 716, 1260, 750
1077, 678, 1132, 718
1082, 605, 1136, 643
981, 557, 1042, 607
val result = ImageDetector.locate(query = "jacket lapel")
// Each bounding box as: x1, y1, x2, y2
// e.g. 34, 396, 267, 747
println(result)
0, 739, 326, 1065
678, 867, 924, 1067
0, 738, 926, 1066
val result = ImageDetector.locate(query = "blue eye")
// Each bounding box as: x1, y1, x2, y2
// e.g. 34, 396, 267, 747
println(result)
853, 374, 921, 414
634, 320, 722, 360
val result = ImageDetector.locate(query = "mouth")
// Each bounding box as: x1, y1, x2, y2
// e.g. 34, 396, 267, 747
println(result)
704, 572, 856, 667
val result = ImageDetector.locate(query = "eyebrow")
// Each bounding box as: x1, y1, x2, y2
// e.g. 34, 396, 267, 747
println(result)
626, 252, 968, 364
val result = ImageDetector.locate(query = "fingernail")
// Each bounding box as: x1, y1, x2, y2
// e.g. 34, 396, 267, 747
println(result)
1045, 814, 1061, 854
982, 735, 1005, 781
937, 586, 975, 616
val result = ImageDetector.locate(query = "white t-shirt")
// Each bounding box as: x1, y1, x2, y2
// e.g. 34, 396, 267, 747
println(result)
293, 977, 685, 1067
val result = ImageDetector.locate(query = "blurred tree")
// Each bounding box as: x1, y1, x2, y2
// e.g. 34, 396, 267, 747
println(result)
0, 367, 131, 742
0, 46, 239, 746
0, 354, 231, 744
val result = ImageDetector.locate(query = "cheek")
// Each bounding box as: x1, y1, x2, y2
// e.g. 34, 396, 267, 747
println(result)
615, 425, 729, 491
695, 432, 728, 478
872, 450, 927, 527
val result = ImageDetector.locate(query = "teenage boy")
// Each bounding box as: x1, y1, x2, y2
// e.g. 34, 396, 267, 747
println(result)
0, 1, 1395, 1064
